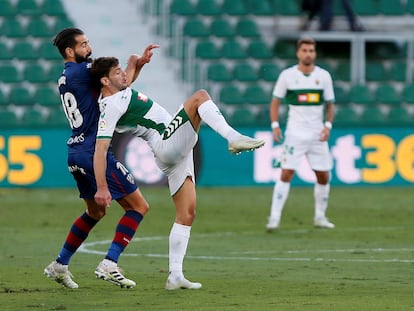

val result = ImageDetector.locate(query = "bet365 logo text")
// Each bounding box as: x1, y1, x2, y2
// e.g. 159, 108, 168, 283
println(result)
0, 136, 43, 185
254, 131, 414, 185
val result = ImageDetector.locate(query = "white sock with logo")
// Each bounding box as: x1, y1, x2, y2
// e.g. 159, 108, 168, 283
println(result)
169, 222, 191, 278
198, 100, 240, 142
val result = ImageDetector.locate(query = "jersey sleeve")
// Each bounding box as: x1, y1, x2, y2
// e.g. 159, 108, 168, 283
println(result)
272, 70, 287, 99
96, 97, 124, 140
323, 71, 335, 102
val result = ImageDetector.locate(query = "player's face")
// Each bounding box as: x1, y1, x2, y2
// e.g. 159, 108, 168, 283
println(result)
296, 43, 316, 66
73, 34, 92, 63
108, 64, 128, 91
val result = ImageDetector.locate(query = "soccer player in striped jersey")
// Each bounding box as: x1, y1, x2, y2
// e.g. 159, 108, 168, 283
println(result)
266, 37, 335, 231
90, 56, 265, 290
44, 28, 158, 289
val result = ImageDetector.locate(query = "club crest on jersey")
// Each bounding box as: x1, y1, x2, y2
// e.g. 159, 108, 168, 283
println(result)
137, 92, 148, 102
298, 93, 320, 103
99, 119, 106, 130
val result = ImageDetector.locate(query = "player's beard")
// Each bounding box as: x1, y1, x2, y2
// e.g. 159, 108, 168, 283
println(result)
74, 52, 92, 63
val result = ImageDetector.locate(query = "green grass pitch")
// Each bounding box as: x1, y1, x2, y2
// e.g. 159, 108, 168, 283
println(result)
0, 186, 413, 310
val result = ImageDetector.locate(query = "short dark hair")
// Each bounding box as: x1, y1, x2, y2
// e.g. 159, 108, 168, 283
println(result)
297, 37, 316, 50
53, 27, 84, 58
90, 57, 120, 88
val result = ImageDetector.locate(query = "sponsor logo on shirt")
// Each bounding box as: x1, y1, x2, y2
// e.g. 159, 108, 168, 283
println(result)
297, 93, 320, 103
137, 92, 148, 102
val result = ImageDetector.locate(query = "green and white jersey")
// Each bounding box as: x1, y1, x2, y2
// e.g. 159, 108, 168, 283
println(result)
97, 87, 172, 151
273, 65, 334, 131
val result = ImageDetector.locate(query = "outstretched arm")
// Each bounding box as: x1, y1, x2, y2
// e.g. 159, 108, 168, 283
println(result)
94, 138, 112, 207
125, 44, 160, 85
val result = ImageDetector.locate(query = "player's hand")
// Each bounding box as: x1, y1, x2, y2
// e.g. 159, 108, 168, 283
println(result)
95, 188, 112, 208
319, 127, 330, 141
273, 127, 283, 143
139, 44, 160, 65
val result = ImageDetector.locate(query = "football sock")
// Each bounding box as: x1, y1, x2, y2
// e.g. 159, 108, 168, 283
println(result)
197, 100, 240, 142
105, 210, 143, 263
169, 222, 191, 276
269, 180, 290, 220
314, 183, 330, 219
56, 212, 98, 265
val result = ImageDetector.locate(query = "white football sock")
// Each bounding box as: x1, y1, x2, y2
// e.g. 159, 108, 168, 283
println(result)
269, 180, 290, 220
314, 183, 330, 219
169, 222, 191, 276
197, 100, 240, 142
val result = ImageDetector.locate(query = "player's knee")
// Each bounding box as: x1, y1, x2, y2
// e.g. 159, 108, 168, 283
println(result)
193, 89, 210, 103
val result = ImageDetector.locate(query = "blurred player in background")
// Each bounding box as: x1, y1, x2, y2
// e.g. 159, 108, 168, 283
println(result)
44, 28, 158, 289
266, 37, 335, 231
90, 56, 265, 290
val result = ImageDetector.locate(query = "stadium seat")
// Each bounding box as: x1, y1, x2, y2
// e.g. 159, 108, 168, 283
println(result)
378, 0, 405, 15
235, 19, 261, 38
221, 0, 248, 15
375, 84, 401, 105
335, 61, 351, 81
365, 61, 389, 82
407, 0, 414, 14
38, 40, 62, 60
0, 64, 21, 83
16, 0, 42, 15
219, 85, 244, 105
41, 0, 66, 16
183, 18, 209, 38
334, 106, 360, 127
8, 85, 33, 106
23, 63, 49, 83
195, 0, 221, 16
221, 39, 247, 59
0, 110, 19, 128
389, 61, 407, 82
33, 85, 60, 107
272, 0, 300, 15
243, 85, 270, 105
233, 62, 258, 82
387, 106, 413, 126
401, 84, 414, 104
47, 107, 69, 128
195, 41, 221, 59
333, 85, 349, 105
21, 108, 45, 128
48, 62, 64, 80
26, 17, 54, 38
230, 108, 258, 127
246, 40, 273, 59
170, 0, 195, 15
0, 0, 17, 16
349, 84, 375, 105
0, 18, 27, 38
0, 42, 13, 60
258, 63, 280, 82
11, 41, 38, 61
52, 17, 75, 33
244, 0, 275, 15
353, 0, 378, 15
210, 18, 235, 38
0, 91, 7, 107
207, 63, 233, 82
360, 106, 387, 126
273, 40, 296, 59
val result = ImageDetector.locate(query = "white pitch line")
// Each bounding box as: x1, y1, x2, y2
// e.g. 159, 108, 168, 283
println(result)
78, 234, 414, 264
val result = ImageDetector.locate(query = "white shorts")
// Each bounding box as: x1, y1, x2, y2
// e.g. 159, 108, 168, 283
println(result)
154, 117, 198, 195
280, 131, 333, 171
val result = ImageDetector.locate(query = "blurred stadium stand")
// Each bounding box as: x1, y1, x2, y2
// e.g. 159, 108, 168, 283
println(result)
1, 0, 414, 129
